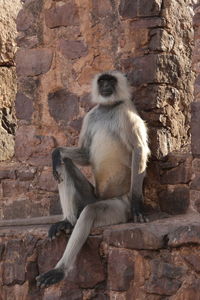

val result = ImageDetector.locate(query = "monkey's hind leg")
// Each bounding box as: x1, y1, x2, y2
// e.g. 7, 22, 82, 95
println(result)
48, 149, 97, 240
36, 197, 130, 288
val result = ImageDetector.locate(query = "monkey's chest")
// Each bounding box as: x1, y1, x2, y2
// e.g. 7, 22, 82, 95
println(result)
90, 130, 131, 198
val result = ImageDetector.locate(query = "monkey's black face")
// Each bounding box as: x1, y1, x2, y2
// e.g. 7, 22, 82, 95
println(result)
98, 74, 117, 97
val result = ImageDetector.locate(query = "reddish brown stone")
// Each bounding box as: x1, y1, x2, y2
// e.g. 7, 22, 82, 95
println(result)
168, 225, 200, 247
193, 13, 200, 27
159, 186, 189, 215
104, 224, 164, 250
43, 287, 82, 300
160, 154, 192, 185
15, 93, 34, 121
48, 89, 79, 123
16, 34, 39, 49
138, 0, 162, 17
145, 259, 184, 296
149, 29, 174, 52
122, 54, 180, 87
92, 0, 113, 17
119, 0, 162, 19
0, 169, 16, 180
80, 93, 94, 112
37, 235, 67, 275
2, 180, 30, 198
69, 118, 83, 132
18, 77, 40, 98
15, 126, 55, 166
38, 167, 57, 192
74, 236, 105, 288
16, 49, 53, 76
191, 172, 200, 191
59, 39, 88, 60
192, 102, 200, 157
195, 199, 200, 213
45, 3, 79, 28
3, 199, 30, 219
16, 166, 37, 181
119, 0, 137, 18
3, 240, 27, 285
108, 248, 134, 291
184, 254, 200, 272
16, 9, 34, 31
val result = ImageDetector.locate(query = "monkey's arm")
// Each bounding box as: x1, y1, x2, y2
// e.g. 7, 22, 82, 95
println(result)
52, 147, 90, 182
128, 116, 150, 222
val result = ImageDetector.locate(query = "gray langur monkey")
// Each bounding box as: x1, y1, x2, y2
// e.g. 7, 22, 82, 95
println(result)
36, 70, 150, 288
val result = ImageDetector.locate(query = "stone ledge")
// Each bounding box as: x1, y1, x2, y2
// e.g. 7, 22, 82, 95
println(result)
1, 213, 200, 299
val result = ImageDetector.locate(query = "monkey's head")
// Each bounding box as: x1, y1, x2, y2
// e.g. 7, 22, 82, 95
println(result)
91, 71, 131, 105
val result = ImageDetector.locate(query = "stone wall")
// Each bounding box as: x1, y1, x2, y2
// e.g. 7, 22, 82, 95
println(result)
1, 215, 200, 300
1, 1, 200, 300
0, 0, 196, 220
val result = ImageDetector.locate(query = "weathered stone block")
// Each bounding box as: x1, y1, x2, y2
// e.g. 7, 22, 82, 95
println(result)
16, 166, 37, 181
48, 89, 79, 123
119, 0, 137, 19
0, 168, 16, 180
145, 259, 184, 296
119, 0, 162, 19
45, 3, 79, 28
191, 102, 200, 156
3, 239, 26, 285
184, 254, 200, 272
92, 0, 113, 17
16, 49, 53, 76
190, 190, 200, 213
159, 186, 189, 214
123, 54, 180, 87
160, 154, 192, 185
15, 93, 34, 121
108, 248, 134, 291
16, 9, 34, 31
15, 126, 55, 166
191, 172, 200, 191
138, 0, 162, 17
2, 180, 30, 198
38, 167, 57, 192
104, 224, 164, 250
149, 29, 174, 52
168, 225, 200, 247
59, 39, 88, 60
37, 235, 104, 289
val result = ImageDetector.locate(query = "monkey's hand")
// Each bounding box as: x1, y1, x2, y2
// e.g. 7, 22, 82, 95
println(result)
36, 268, 65, 288
52, 148, 63, 183
131, 195, 149, 223
48, 220, 73, 241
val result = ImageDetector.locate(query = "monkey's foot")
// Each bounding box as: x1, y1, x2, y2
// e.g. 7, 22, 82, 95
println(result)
48, 220, 73, 240
132, 211, 149, 223
36, 268, 65, 288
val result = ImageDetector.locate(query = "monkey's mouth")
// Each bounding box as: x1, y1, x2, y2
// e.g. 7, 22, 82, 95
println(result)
101, 90, 113, 97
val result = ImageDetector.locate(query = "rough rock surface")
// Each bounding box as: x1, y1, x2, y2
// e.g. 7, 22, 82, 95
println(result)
0, 0, 197, 220
0, 0, 22, 161
1, 214, 200, 299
